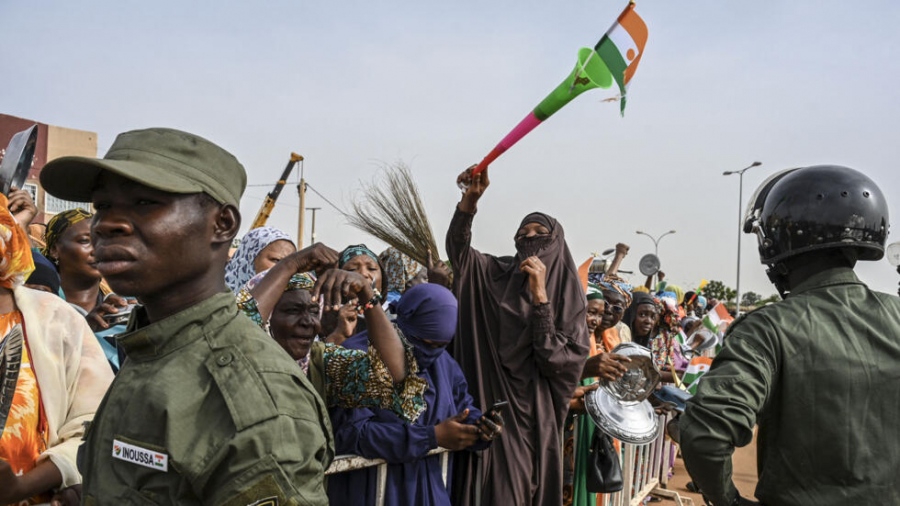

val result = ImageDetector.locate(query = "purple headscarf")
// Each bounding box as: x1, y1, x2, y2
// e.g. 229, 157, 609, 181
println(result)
327, 282, 482, 505
395, 283, 458, 369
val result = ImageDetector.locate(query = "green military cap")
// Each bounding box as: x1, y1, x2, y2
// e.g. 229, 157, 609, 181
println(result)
40, 127, 246, 207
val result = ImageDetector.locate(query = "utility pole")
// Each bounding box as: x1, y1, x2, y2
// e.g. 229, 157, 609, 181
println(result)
297, 158, 306, 247
306, 207, 321, 245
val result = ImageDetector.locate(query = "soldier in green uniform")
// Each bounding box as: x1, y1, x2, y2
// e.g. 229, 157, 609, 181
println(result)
679, 165, 900, 506
40, 128, 335, 505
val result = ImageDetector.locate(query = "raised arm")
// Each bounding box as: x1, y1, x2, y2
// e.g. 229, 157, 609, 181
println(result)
249, 243, 338, 321
312, 269, 406, 382
446, 166, 490, 273
605, 242, 630, 277
7, 187, 37, 238
456, 165, 489, 214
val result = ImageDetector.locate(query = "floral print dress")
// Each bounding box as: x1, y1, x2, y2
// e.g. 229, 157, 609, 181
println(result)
0, 312, 51, 505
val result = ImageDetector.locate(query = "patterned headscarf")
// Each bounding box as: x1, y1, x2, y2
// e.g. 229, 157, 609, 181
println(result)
379, 247, 423, 295
241, 269, 317, 373
656, 295, 681, 335
586, 282, 605, 301
597, 273, 633, 307
243, 269, 316, 293
338, 244, 379, 268
338, 244, 387, 294
41, 208, 92, 260
0, 194, 35, 289
286, 272, 316, 292
225, 227, 294, 294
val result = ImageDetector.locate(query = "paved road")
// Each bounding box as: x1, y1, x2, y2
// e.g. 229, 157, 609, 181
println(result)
662, 428, 758, 504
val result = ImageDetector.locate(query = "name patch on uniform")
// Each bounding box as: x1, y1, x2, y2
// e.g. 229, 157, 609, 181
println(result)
112, 439, 169, 472
247, 498, 278, 506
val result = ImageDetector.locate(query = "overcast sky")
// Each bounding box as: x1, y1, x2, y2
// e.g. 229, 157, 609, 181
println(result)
3, 0, 899, 298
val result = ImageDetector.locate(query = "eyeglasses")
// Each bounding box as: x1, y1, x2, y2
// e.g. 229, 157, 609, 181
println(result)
606, 304, 625, 315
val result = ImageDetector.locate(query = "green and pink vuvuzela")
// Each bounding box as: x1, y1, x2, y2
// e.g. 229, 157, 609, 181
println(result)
472, 2, 648, 175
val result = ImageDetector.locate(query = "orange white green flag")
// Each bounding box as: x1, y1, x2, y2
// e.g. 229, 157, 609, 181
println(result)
594, 1, 649, 114
682, 356, 714, 395
470, 2, 648, 175
702, 303, 734, 334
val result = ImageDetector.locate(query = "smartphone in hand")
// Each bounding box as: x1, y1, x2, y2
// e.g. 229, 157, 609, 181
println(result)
485, 400, 509, 418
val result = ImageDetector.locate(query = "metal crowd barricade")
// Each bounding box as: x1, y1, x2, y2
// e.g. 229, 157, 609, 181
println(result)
325, 416, 694, 506
324, 447, 450, 506
602, 413, 695, 506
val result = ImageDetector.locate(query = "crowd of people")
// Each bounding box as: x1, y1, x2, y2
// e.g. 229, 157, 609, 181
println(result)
0, 126, 896, 506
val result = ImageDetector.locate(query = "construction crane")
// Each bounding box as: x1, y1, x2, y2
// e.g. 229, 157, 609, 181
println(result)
251, 152, 303, 230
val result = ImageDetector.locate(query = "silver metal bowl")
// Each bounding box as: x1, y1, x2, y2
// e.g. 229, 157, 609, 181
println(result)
584, 342, 661, 444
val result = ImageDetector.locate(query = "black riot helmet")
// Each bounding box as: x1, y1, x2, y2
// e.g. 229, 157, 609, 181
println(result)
744, 165, 889, 266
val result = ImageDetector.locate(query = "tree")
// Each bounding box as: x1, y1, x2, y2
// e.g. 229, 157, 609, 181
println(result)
702, 280, 736, 304
741, 291, 762, 307
758, 293, 781, 306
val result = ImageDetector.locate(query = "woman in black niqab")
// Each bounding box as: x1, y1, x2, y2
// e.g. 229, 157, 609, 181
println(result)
447, 168, 590, 506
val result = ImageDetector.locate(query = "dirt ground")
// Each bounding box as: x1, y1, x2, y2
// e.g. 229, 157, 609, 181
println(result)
657, 429, 758, 505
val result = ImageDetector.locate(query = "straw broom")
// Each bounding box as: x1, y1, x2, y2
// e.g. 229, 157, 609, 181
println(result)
347, 162, 440, 266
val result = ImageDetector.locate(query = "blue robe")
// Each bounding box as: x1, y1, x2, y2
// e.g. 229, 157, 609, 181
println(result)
327, 331, 488, 506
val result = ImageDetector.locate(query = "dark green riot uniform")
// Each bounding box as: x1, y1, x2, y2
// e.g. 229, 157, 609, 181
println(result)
680, 165, 899, 506
680, 267, 900, 505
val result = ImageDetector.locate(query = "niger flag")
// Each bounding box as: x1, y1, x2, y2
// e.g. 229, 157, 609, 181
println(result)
594, 2, 648, 114
683, 356, 714, 395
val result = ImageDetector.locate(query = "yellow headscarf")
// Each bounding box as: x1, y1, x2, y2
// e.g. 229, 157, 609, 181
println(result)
667, 284, 685, 305
0, 194, 35, 289
41, 208, 92, 260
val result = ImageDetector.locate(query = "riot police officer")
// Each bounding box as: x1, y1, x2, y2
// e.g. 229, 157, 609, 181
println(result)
680, 165, 900, 506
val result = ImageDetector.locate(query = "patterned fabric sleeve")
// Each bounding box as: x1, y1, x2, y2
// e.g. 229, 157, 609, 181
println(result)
238, 287, 426, 422
236, 289, 266, 329
323, 336, 427, 423
650, 330, 677, 373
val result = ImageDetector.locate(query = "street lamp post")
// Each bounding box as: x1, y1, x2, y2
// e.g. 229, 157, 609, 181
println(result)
635, 230, 676, 289
635, 229, 676, 256
723, 161, 762, 315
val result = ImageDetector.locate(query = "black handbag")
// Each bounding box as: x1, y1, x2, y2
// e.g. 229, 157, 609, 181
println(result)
586, 431, 623, 493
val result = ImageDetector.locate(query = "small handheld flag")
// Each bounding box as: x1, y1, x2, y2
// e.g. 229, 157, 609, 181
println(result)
703, 303, 734, 334
682, 356, 713, 395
